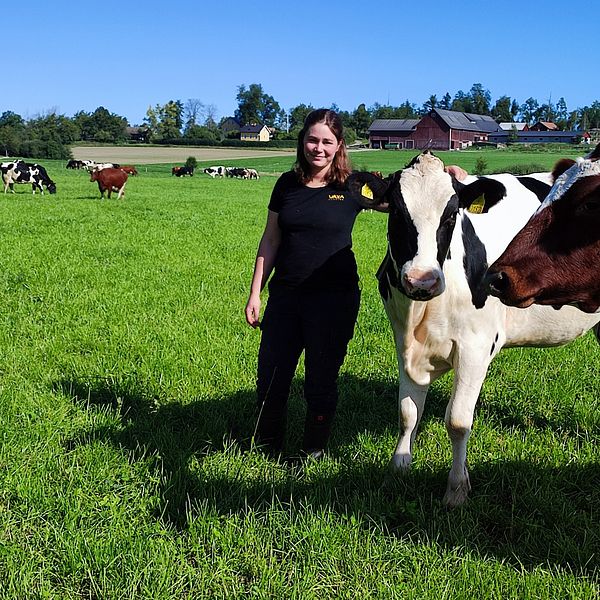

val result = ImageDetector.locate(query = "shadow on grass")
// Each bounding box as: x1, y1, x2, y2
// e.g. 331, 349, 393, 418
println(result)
56, 374, 599, 576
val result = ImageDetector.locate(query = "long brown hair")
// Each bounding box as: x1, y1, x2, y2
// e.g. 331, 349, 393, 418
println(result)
294, 108, 351, 187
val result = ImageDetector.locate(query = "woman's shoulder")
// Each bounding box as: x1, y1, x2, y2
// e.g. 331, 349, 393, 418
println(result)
272, 170, 302, 195
276, 170, 301, 186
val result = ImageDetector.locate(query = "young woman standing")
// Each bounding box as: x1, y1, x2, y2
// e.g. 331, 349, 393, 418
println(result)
245, 108, 365, 459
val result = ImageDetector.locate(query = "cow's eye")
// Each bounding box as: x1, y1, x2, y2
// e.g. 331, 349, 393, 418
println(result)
579, 198, 600, 213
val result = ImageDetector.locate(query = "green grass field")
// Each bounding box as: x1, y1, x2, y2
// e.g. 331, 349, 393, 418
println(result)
0, 150, 598, 598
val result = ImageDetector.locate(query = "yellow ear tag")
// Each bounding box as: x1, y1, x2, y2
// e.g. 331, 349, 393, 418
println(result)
361, 183, 374, 200
468, 194, 485, 214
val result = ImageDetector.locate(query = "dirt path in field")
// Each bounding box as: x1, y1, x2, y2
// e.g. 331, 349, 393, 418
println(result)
71, 146, 296, 165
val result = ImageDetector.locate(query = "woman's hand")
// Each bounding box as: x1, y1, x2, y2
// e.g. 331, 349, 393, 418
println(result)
245, 293, 262, 328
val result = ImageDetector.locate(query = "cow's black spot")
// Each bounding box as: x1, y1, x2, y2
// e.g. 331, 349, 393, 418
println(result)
461, 215, 489, 309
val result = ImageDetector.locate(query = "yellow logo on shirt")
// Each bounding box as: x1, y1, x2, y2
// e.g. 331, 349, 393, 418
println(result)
328, 194, 345, 201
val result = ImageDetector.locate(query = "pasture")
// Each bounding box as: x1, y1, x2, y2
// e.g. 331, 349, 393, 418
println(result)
0, 150, 598, 598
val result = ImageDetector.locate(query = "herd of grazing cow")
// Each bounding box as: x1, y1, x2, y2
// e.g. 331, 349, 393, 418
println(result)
2, 143, 599, 507
203, 165, 259, 179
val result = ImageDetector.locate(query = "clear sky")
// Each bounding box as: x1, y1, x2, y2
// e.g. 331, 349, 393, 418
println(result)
4, 0, 597, 125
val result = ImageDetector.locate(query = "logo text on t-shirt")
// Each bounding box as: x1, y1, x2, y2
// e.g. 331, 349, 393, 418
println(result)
328, 194, 345, 201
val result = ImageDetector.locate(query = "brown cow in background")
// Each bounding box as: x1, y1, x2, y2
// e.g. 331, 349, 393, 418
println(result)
120, 165, 138, 176
90, 167, 128, 199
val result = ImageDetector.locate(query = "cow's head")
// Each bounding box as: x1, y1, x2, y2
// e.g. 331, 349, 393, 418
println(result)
487, 143, 600, 313
47, 181, 57, 194
349, 151, 506, 301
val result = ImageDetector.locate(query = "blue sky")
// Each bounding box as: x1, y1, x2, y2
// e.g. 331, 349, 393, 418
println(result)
4, 0, 597, 125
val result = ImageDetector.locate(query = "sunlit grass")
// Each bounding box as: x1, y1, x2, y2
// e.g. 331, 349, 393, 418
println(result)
0, 156, 597, 598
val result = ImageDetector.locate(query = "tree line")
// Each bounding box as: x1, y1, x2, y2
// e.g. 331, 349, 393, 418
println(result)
2, 82, 600, 159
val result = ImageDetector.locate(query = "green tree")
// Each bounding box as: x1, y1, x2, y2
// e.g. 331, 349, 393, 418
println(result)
519, 97, 539, 124
422, 94, 438, 113
469, 83, 491, 115
22, 112, 73, 159
0, 111, 25, 156
510, 99, 520, 120
451, 90, 473, 113
491, 96, 513, 122
73, 106, 127, 142
440, 92, 452, 110
554, 97, 569, 129
288, 103, 314, 132
350, 103, 371, 137
144, 101, 184, 139
235, 83, 284, 128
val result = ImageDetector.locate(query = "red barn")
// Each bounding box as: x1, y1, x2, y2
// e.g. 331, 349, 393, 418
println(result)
368, 109, 500, 151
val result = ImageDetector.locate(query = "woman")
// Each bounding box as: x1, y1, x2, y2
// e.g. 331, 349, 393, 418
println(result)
245, 108, 368, 459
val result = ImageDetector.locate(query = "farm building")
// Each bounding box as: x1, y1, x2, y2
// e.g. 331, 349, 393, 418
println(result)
126, 126, 151, 143
367, 119, 420, 149
368, 109, 500, 150
240, 124, 271, 142
488, 130, 591, 145
530, 121, 559, 131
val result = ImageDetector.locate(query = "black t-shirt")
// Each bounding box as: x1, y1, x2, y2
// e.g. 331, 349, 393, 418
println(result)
267, 171, 363, 292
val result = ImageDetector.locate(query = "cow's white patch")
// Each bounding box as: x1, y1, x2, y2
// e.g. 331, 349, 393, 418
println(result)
537, 157, 600, 213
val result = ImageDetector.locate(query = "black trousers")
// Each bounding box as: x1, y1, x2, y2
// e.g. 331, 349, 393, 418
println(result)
256, 286, 360, 417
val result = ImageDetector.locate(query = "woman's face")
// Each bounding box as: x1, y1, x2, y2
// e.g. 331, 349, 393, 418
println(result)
303, 122, 341, 176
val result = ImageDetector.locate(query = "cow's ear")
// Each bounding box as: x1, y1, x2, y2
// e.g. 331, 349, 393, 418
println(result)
347, 171, 393, 208
455, 177, 507, 214
552, 158, 575, 182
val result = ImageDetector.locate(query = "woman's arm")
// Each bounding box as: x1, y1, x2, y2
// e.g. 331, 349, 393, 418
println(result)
245, 210, 282, 328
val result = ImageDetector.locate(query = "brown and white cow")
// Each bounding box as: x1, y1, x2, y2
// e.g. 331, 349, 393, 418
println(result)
90, 167, 128, 199
120, 165, 138, 176
487, 143, 600, 313
349, 152, 600, 506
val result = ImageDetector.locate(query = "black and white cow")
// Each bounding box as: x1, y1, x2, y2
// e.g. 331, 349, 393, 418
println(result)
66, 159, 85, 169
226, 167, 249, 179
1, 160, 57, 195
203, 166, 225, 178
350, 151, 600, 506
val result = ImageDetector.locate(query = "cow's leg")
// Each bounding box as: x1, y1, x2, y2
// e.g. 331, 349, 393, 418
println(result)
443, 356, 490, 507
391, 378, 429, 470
117, 182, 127, 199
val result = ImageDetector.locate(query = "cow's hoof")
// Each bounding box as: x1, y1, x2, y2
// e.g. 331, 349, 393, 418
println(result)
442, 478, 471, 508
389, 453, 412, 472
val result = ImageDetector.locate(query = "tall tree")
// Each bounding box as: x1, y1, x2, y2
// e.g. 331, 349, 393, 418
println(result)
351, 103, 371, 137
440, 92, 452, 110
72, 106, 126, 142
235, 83, 284, 128
288, 103, 314, 131
519, 97, 540, 124
510, 99, 520, 120
451, 90, 473, 113
0, 111, 25, 156
183, 98, 205, 133
144, 101, 184, 139
423, 94, 438, 113
554, 97, 569, 129
491, 95, 513, 122
469, 83, 491, 115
